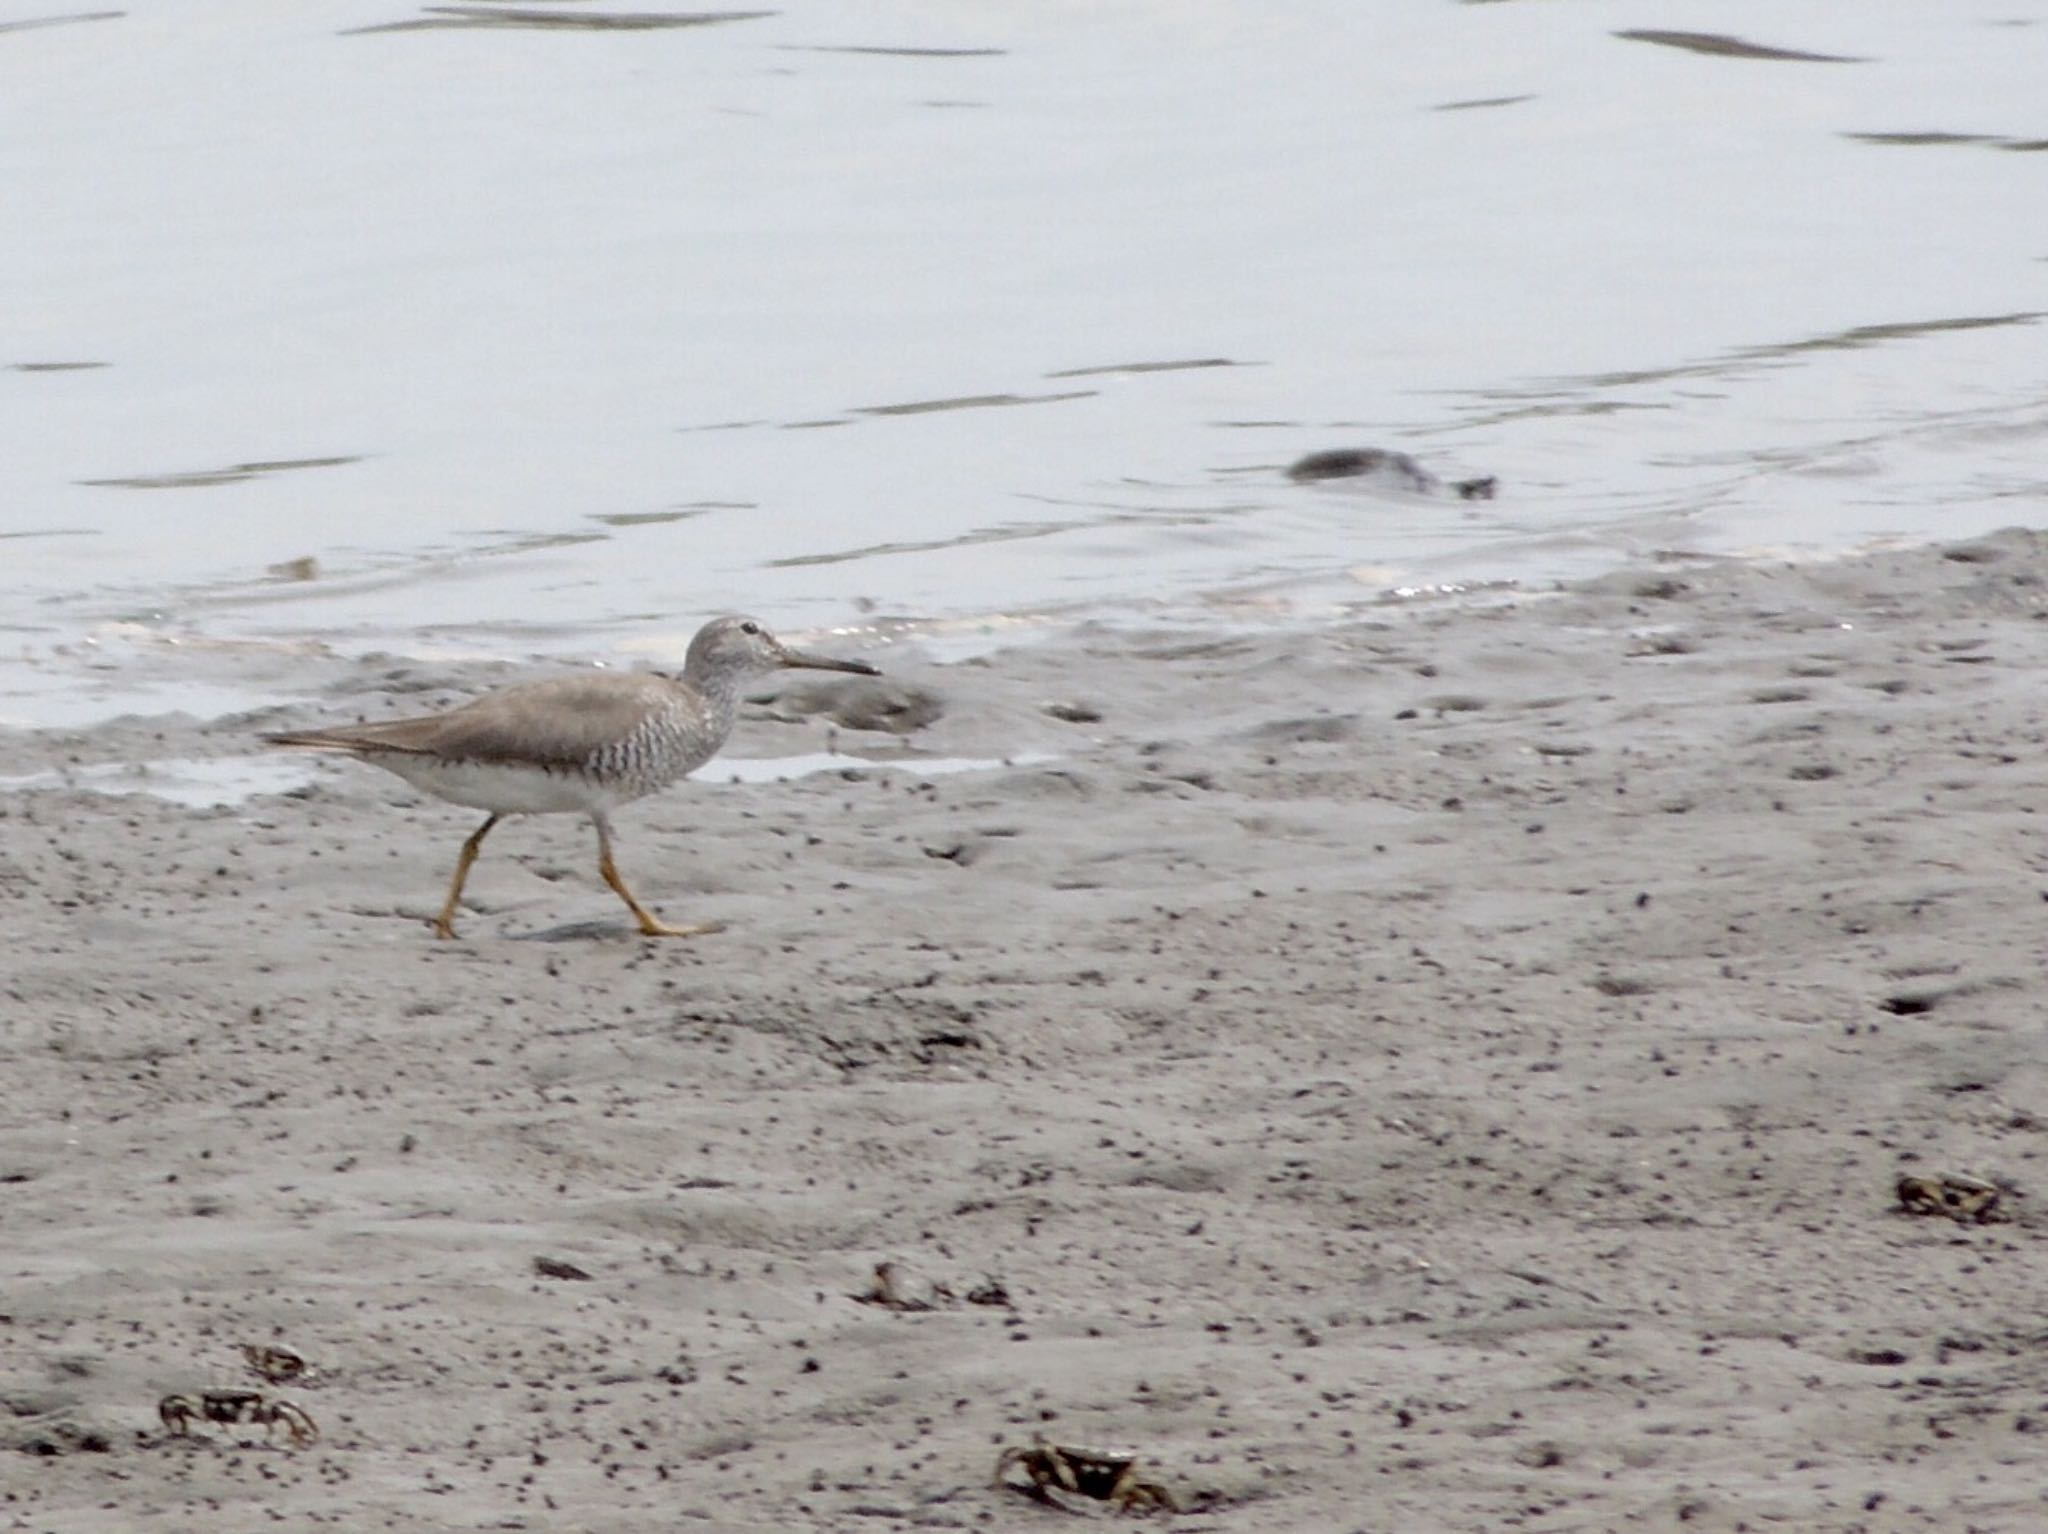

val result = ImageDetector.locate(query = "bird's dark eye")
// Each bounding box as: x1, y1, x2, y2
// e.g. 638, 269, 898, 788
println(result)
740, 620, 760, 636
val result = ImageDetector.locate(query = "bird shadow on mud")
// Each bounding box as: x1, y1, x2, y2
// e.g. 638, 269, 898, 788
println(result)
503, 918, 651, 944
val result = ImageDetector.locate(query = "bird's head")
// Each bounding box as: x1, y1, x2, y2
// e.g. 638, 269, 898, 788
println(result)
685, 616, 879, 682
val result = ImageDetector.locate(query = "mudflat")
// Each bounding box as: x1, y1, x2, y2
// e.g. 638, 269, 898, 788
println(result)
4, 532, 2044, 1532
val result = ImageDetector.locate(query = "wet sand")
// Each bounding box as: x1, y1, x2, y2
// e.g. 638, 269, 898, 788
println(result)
4, 532, 2045, 1532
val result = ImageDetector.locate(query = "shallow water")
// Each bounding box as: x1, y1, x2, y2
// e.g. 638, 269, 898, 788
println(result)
5, 1, 2045, 723
0, 755, 317, 808
0, 746, 1053, 808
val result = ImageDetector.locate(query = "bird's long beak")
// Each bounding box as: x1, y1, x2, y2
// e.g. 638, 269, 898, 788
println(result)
773, 641, 880, 676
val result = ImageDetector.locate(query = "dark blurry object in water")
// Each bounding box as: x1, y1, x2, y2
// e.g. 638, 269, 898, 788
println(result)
1286, 449, 1497, 501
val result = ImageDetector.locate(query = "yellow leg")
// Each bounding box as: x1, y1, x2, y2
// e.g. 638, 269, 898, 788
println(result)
433, 813, 500, 939
594, 814, 722, 938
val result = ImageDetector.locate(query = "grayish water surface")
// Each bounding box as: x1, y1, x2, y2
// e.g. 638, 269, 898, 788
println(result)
5, 1, 2044, 723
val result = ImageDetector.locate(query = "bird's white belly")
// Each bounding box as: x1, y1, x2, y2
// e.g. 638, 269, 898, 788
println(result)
379, 756, 632, 815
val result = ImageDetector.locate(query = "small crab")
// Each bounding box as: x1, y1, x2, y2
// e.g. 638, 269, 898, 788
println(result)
158, 1390, 318, 1447
240, 1342, 309, 1385
993, 1436, 1178, 1514
1897, 1172, 2006, 1225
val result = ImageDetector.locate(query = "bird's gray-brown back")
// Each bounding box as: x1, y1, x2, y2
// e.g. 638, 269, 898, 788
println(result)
279, 671, 725, 793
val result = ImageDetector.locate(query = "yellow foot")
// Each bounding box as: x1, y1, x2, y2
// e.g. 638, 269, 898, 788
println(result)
635, 917, 726, 939
432, 920, 459, 940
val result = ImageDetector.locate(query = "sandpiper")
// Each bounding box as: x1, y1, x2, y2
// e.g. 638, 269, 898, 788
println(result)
265, 616, 878, 939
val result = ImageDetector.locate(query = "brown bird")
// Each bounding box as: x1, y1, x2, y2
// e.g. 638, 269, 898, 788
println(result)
265, 616, 877, 938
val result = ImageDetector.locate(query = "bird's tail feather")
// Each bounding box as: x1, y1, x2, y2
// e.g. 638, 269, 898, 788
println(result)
262, 723, 431, 754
